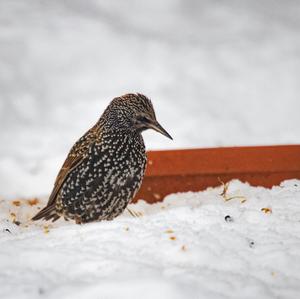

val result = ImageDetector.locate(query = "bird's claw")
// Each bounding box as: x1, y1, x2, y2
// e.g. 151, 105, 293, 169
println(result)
126, 208, 143, 217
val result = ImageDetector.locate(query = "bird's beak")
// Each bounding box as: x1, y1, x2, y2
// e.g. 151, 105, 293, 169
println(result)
148, 120, 173, 140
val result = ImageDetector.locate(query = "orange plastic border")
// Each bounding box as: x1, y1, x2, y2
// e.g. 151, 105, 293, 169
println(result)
134, 145, 300, 203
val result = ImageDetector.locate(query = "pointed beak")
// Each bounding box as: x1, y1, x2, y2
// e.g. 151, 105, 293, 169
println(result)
148, 120, 173, 140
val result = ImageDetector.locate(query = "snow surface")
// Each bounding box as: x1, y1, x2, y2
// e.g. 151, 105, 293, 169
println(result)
0, 0, 300, 198
1, 179, 300, 299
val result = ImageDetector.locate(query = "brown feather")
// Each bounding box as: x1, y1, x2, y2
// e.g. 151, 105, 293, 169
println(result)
32, 123, 100, 221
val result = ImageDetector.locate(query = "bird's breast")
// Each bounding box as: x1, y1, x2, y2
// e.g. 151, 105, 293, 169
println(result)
59, 131, 147, 221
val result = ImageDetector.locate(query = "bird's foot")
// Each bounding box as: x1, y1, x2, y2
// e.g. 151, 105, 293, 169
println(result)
126, 208, 143, 218
74, 215, 83, 224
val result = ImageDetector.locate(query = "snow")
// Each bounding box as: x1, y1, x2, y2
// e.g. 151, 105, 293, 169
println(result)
0, 1, 300, 298
1, 179, 300, 299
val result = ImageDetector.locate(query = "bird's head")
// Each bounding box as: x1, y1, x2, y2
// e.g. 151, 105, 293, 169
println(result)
103, 93, 172, 140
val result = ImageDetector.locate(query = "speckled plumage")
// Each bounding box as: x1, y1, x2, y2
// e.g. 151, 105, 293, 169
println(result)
32, 93, 172, 224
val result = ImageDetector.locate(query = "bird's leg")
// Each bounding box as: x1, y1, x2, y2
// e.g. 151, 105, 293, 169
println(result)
74, 215, 83, 224
126, 207, 143, 217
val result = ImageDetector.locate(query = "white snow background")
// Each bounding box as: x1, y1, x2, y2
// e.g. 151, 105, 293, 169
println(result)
0, 1, 300, 298
1, 180, 300, 299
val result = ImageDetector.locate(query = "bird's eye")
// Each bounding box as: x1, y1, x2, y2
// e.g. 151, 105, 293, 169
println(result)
137, 116, 149, 123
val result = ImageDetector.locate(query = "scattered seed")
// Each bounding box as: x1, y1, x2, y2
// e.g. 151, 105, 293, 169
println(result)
27, 198, 39, 206
169, 236, 176, 241
165, 229, 174, 234
10, 212, 17, 223
249, 240, 255, 248
225, 215, 234, 222
12, 200, 21, 207
261, 207, 272, 214
43, 225, 50, 234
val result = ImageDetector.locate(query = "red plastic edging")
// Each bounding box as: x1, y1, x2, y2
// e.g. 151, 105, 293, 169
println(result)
134, 145, 300, 203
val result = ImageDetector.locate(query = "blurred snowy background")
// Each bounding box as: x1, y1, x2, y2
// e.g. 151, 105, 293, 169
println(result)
0, 0, 299, 197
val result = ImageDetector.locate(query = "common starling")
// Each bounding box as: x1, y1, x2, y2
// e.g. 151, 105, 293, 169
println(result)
32, 93, 172, 224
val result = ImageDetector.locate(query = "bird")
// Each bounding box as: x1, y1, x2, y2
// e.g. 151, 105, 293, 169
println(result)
32, 93, 172, 224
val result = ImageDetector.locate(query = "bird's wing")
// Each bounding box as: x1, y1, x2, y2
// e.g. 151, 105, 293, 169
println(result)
32, 150, 90, 222
32, 126, 99, 222
46, 154, 84, 207
46, 125, 99, 208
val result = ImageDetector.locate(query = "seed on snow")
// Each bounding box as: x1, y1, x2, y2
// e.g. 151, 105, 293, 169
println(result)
261, 207, 272, 214
165, 229, 174, 234
225, 215, 234, 222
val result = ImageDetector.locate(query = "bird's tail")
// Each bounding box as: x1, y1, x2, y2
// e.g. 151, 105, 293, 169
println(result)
32, 204, 60, 222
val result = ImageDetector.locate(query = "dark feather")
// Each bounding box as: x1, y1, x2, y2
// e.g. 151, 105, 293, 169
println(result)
32, 124, 99, 221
